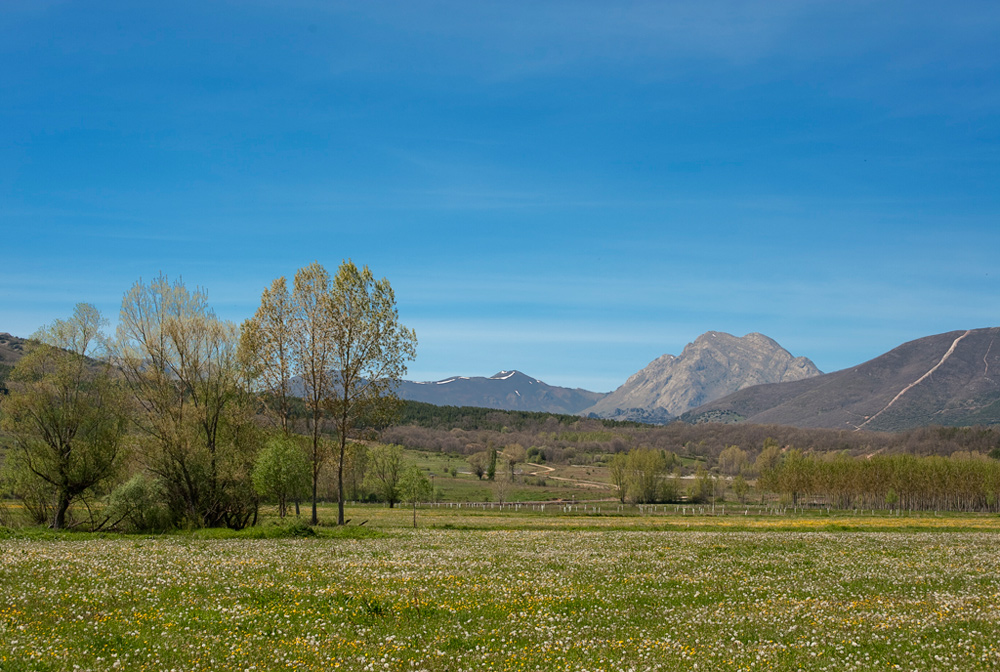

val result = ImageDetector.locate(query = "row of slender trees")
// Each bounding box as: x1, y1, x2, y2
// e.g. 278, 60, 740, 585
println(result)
0, 260, 416, 529
251, 439, 430, 519
240, 261, 415, 525
759, 450, 1000, 512
603, 442, 1000, 512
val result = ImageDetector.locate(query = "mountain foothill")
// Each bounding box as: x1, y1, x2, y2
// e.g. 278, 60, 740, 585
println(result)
682, 327, 1000, 432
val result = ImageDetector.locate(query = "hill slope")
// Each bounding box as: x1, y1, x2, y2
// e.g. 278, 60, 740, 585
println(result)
683, 328, 1000, 431
0, 333, 29, 394
584, 332, 821, 422
394, 370, 607, 415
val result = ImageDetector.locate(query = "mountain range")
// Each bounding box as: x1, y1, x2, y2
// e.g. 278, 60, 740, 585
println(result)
5, 326, 1000, 431
391, 332, 821, 421
682, 327, 1000, 431
394, 371, 606, 415
394, 328, 1000, 431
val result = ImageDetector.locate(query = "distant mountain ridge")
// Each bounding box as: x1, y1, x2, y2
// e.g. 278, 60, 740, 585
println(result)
10, 324, 1000, 431
583, 332, 821, 422
394, 370, 608, 415
2, 326, 608, 416
683, 328, 1000, 431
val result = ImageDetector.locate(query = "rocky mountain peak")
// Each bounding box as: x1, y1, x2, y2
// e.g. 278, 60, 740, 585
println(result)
583, 331, 821, 421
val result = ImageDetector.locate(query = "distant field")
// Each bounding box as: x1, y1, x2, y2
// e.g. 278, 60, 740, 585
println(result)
341, 503, 1000, 533
396, 450, 615, 502
3, 512, 1000, 671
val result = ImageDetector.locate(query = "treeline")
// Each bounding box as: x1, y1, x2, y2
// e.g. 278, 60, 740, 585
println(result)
384, 421, 631, 464
759, 451, 1000, 512
394, 400, 643, 431
0, 261, 415, 531
602, 442, 1000, 512
601, 447, 741, 505
384, 413, 1000, 465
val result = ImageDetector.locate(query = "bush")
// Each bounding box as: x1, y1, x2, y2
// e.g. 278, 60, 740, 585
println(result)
105, 475, 172, 532
231, 520, 315, 539
526, 446, 545, 463
283, 520, 316, 538
1, 451, 57, 526
252, 436, 311, 518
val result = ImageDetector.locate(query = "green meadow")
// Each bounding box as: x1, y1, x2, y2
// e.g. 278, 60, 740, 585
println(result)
3, 508, 1000, 671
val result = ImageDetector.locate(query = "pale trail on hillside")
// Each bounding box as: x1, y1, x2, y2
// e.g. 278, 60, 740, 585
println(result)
855, 330, 971, 431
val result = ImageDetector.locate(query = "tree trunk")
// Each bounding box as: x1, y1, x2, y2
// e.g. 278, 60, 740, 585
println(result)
310, 430, 319, 525
311, 476, 318, 525
310, 415, 320, 525
53, 490, 71, 530
337, 434, 346, 526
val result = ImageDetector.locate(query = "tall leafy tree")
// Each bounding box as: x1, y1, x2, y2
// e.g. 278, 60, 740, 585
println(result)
1, 304, 129, 529
718, 445, 748, 476
115, 275, 256, 529
492, 456, 512, 505
487, 447, 497, 481
242, 260, 415, 525
364, 443, 404, 508
467, 451, 490, 480
608, 452, 629, 504
290, 262, 336, 525
626, 447, 667, 504
503, 443, 526, 480
327, 260, 416, 524
399, 465, 432, 528
240, 277, 296, 435
341, 441, 369, 502
731, 474, 750, 503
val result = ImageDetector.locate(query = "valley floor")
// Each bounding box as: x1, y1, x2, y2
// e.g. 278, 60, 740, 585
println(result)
2, 510, 1000, 671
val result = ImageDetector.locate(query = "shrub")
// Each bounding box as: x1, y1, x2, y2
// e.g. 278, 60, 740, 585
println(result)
105, 475, 172, 533
1, 451, 57, 526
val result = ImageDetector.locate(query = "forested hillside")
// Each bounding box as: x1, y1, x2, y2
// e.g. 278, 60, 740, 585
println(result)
395, 400, 640, 431
385, 402, 1000, 464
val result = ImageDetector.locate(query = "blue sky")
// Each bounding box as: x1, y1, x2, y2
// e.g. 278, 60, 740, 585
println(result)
3, 1, 999, 391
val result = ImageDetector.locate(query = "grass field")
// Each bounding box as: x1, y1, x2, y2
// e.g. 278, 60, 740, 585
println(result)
399, 451, 615, 502
350, 502, 1000, 532
3, 509, 1000, 671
